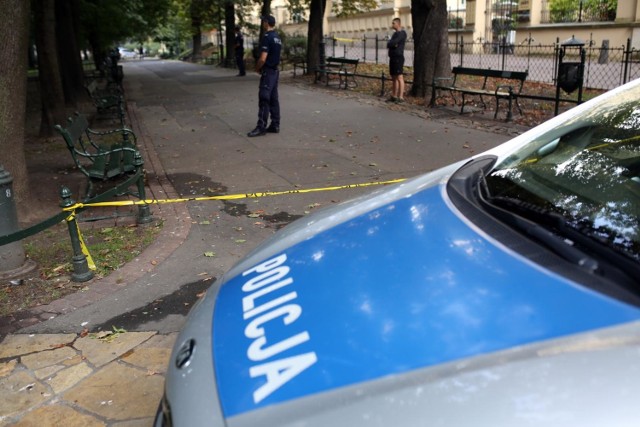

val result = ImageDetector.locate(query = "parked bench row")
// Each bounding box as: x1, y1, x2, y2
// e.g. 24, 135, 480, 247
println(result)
299, 58, 528, 120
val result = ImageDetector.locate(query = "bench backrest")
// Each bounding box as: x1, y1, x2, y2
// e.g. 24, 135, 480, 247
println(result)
85, 79, 99, 96
326, 56, 359, 66
54, 113, 137, 180
453, 67, 528, 81
55, 114, 90, 154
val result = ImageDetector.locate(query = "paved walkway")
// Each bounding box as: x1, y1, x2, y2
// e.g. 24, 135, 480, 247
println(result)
0, 59, 526, 425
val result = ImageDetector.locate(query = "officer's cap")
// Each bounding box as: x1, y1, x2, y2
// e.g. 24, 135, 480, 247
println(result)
261, 15, 276, 26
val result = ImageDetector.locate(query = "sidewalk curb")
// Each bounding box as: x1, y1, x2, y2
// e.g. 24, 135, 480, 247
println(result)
0, 102, 191, 337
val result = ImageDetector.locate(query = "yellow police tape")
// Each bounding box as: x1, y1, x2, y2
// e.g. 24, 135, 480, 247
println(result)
63, 178, 407, 270
334, 37, 359, 43
66, 212, 97, 271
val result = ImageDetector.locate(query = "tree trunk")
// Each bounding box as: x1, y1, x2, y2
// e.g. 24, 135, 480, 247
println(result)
224, 2, 235, 68
55, 0, 85, 106
258, 0, 272, 45
0, 0, 32, 213
306, 0, 327, 73
410, 0, 450, 101
34, 0, 66, 136
190, 2, 203, 61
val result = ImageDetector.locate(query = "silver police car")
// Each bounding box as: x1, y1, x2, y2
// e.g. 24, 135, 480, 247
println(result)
156, 79, 640, 427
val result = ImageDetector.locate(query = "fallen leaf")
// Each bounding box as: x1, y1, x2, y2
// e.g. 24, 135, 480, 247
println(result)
151, 260, 158, 265
199, 220, 210, 225
235, 239, 246, 243
204, 252, 216, 257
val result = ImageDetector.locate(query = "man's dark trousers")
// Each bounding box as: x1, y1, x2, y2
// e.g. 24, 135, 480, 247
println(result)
235, 49, 245, 75
257, 68, 279, 130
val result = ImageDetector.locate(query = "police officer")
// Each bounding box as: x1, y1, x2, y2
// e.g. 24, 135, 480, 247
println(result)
235, 25, 246, 76
247, 15, 281, 137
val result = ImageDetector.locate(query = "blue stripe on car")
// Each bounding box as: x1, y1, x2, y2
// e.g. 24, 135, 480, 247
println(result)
213, 185, 640, 417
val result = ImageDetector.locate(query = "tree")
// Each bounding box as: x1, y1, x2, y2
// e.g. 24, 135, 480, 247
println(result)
56, 0, 85, 106
224, 1, 236, 67
33, 0, 66, 137
0, 0, 32, 214
300, 0, 376, 73
305, 0, 326, 73
410, 0, 450, 101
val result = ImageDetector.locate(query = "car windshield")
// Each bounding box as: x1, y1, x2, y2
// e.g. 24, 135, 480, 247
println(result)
485, 85, 640, 261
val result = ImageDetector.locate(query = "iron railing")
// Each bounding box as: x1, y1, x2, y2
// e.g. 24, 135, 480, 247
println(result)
318, 35, 639, 91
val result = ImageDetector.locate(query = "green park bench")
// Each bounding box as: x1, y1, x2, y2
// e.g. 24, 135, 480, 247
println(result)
54, 112, 148, 205
431, 66, 528, 121
84, 79, 126, 124
314, 56, 360, 90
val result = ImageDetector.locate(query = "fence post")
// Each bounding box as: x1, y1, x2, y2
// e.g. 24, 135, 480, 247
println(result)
133, 152, 153, 224
623, 38, 631, 84
363, 36, 367, 62
459, 36, 464, 67
332, 36, 337, 57
375, 35, 379, 64
380, 72, 386, 97
554, 42, 564, 117
60, 186, 94, 282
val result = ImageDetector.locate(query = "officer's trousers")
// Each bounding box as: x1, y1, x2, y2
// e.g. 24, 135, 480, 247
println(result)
235, 49, 245, 75
257, 68, 280, 130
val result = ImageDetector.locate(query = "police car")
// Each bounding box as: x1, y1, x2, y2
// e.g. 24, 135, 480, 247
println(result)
156, 79, 640, 427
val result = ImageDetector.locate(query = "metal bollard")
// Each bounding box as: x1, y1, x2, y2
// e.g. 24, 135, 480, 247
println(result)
60, 186, 94, 282
0, 165, 36, 277
133, 152, 153, 224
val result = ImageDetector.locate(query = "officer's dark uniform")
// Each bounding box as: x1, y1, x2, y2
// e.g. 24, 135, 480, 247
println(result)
235, 27, 245, 76
249, 17, 281, 136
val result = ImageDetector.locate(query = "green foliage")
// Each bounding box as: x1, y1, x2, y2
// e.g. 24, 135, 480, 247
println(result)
331, 0, 378, 17
286, 0, 308, 23
78, 0, 172, 58
584, 0, 617, 21
549, 0, 579, 22
282, 35, 307, 61
153, 1, 191, 54
549, 0, 616, 22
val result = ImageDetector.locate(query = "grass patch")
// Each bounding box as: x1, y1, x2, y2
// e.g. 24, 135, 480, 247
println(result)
1, 220, 163, 317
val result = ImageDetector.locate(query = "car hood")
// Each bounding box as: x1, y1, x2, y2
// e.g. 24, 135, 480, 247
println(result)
212, 181, 640, 418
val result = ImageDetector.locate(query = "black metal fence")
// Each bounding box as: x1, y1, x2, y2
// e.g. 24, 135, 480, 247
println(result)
320, 35, 640, 91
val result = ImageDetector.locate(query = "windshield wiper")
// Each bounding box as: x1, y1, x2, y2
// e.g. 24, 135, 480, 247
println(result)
478, 173, 640, 287
477, 173, 601, 274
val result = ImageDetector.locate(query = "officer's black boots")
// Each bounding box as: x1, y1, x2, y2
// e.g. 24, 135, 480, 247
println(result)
247, 127, 266, 137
